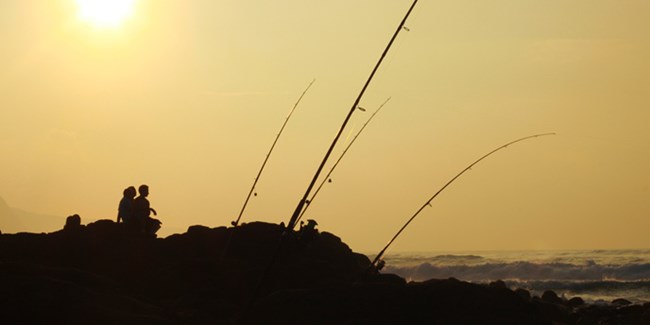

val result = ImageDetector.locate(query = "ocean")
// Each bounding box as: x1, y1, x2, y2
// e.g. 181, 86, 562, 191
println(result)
379, 249, 650, 304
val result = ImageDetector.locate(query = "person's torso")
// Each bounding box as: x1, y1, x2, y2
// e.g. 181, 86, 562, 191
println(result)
133, 196, 150, 217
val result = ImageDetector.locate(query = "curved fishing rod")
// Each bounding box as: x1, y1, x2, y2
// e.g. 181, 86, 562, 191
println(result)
295, 97, 391, 225
286, 0, 419, 231
232, 79, 316, 227
369, 132, 556, 271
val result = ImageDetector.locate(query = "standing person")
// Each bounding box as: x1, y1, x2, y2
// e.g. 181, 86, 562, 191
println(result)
117, 186, 136, 226
133, 184, 162, 235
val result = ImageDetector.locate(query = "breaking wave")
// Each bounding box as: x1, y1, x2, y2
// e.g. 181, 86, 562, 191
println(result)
381, 250, 650, 302
384, 261, 650, 282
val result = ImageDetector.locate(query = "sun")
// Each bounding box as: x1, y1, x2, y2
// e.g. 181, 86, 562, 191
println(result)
76, 0, 136, 28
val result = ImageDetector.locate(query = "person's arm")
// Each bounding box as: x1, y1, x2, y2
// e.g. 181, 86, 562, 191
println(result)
150, 208, 157, 216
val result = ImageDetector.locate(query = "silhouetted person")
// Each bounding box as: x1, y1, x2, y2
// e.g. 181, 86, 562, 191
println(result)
133, 184, 161, 235
117, 186, 136, 226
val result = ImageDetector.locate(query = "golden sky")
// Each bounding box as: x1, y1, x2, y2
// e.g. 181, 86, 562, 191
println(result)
1, 0, 649, 252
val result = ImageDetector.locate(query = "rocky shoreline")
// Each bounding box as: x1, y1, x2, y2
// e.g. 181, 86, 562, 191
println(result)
0, 219, 648, 324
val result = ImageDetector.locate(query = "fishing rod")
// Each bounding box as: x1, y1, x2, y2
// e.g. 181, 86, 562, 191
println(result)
295, 97, 391, 225
368, 132, 556, 272
238, 3, 419, 320
232, 79, 316, 227
286, 0, 419, 231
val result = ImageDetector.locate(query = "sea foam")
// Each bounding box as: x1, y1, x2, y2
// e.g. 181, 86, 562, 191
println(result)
381, 249, 650, 303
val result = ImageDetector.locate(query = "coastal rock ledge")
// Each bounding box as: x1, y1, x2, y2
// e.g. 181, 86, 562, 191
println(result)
0, 219, 648, 324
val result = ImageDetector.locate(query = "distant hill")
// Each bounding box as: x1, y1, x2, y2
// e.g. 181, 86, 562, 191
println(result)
0, 197, 63, 233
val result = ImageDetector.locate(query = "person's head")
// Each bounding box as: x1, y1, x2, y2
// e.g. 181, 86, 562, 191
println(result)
138, 184, 149, 197
124, 186, 136, 198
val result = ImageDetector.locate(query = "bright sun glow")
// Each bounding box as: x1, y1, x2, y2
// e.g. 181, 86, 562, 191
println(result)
76, 0, 136, 28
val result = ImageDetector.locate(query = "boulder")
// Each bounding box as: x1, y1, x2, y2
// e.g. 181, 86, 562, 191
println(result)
611, 298, 632, 306
515, 288, 531, 301
568, 296, 585, 307
488, 280, 507, 289
64, 214, 81, 231
187, 224, 211, 235
541, 290, 563, 305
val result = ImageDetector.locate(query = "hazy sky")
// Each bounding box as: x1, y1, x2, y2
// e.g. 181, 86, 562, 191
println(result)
1, 0, 649, 252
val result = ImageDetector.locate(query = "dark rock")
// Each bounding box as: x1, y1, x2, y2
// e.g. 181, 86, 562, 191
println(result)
4, 220, 644, 324
1, 220, 377, 323
568, 296, 585, 307
0, 261, 171, 324
541, 290, 563, 305
85, 219, 115, 232
575, 303, 650, 325
611, 298, 632, 306
187, 224, 211, 235
367, 272, 407, 285
515, 288, 531, 301
489, 279, 507, 289
610, 305, 646, 325
534, 300, 574, 324
619, 304, 644, 315
643, 308, 650, 323
250, 277, 551, 324
577, 315, 600, 325
64, 214, 81, 231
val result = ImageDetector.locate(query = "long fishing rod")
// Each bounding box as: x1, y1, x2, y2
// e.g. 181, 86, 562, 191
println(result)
238, 3, 419, 320
369, 132, 556, 272
286, 0, 418, 231
295, 97, 391, 225
232, 79, 316, 227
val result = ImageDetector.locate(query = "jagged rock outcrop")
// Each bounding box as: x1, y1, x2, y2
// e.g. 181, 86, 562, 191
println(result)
1, 219, 648, 324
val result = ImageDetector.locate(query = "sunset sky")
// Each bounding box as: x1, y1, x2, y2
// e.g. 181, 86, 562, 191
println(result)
1, 0, 648, 252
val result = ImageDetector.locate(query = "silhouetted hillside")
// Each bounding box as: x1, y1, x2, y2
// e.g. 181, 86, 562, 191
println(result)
0, 218, 648, 324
